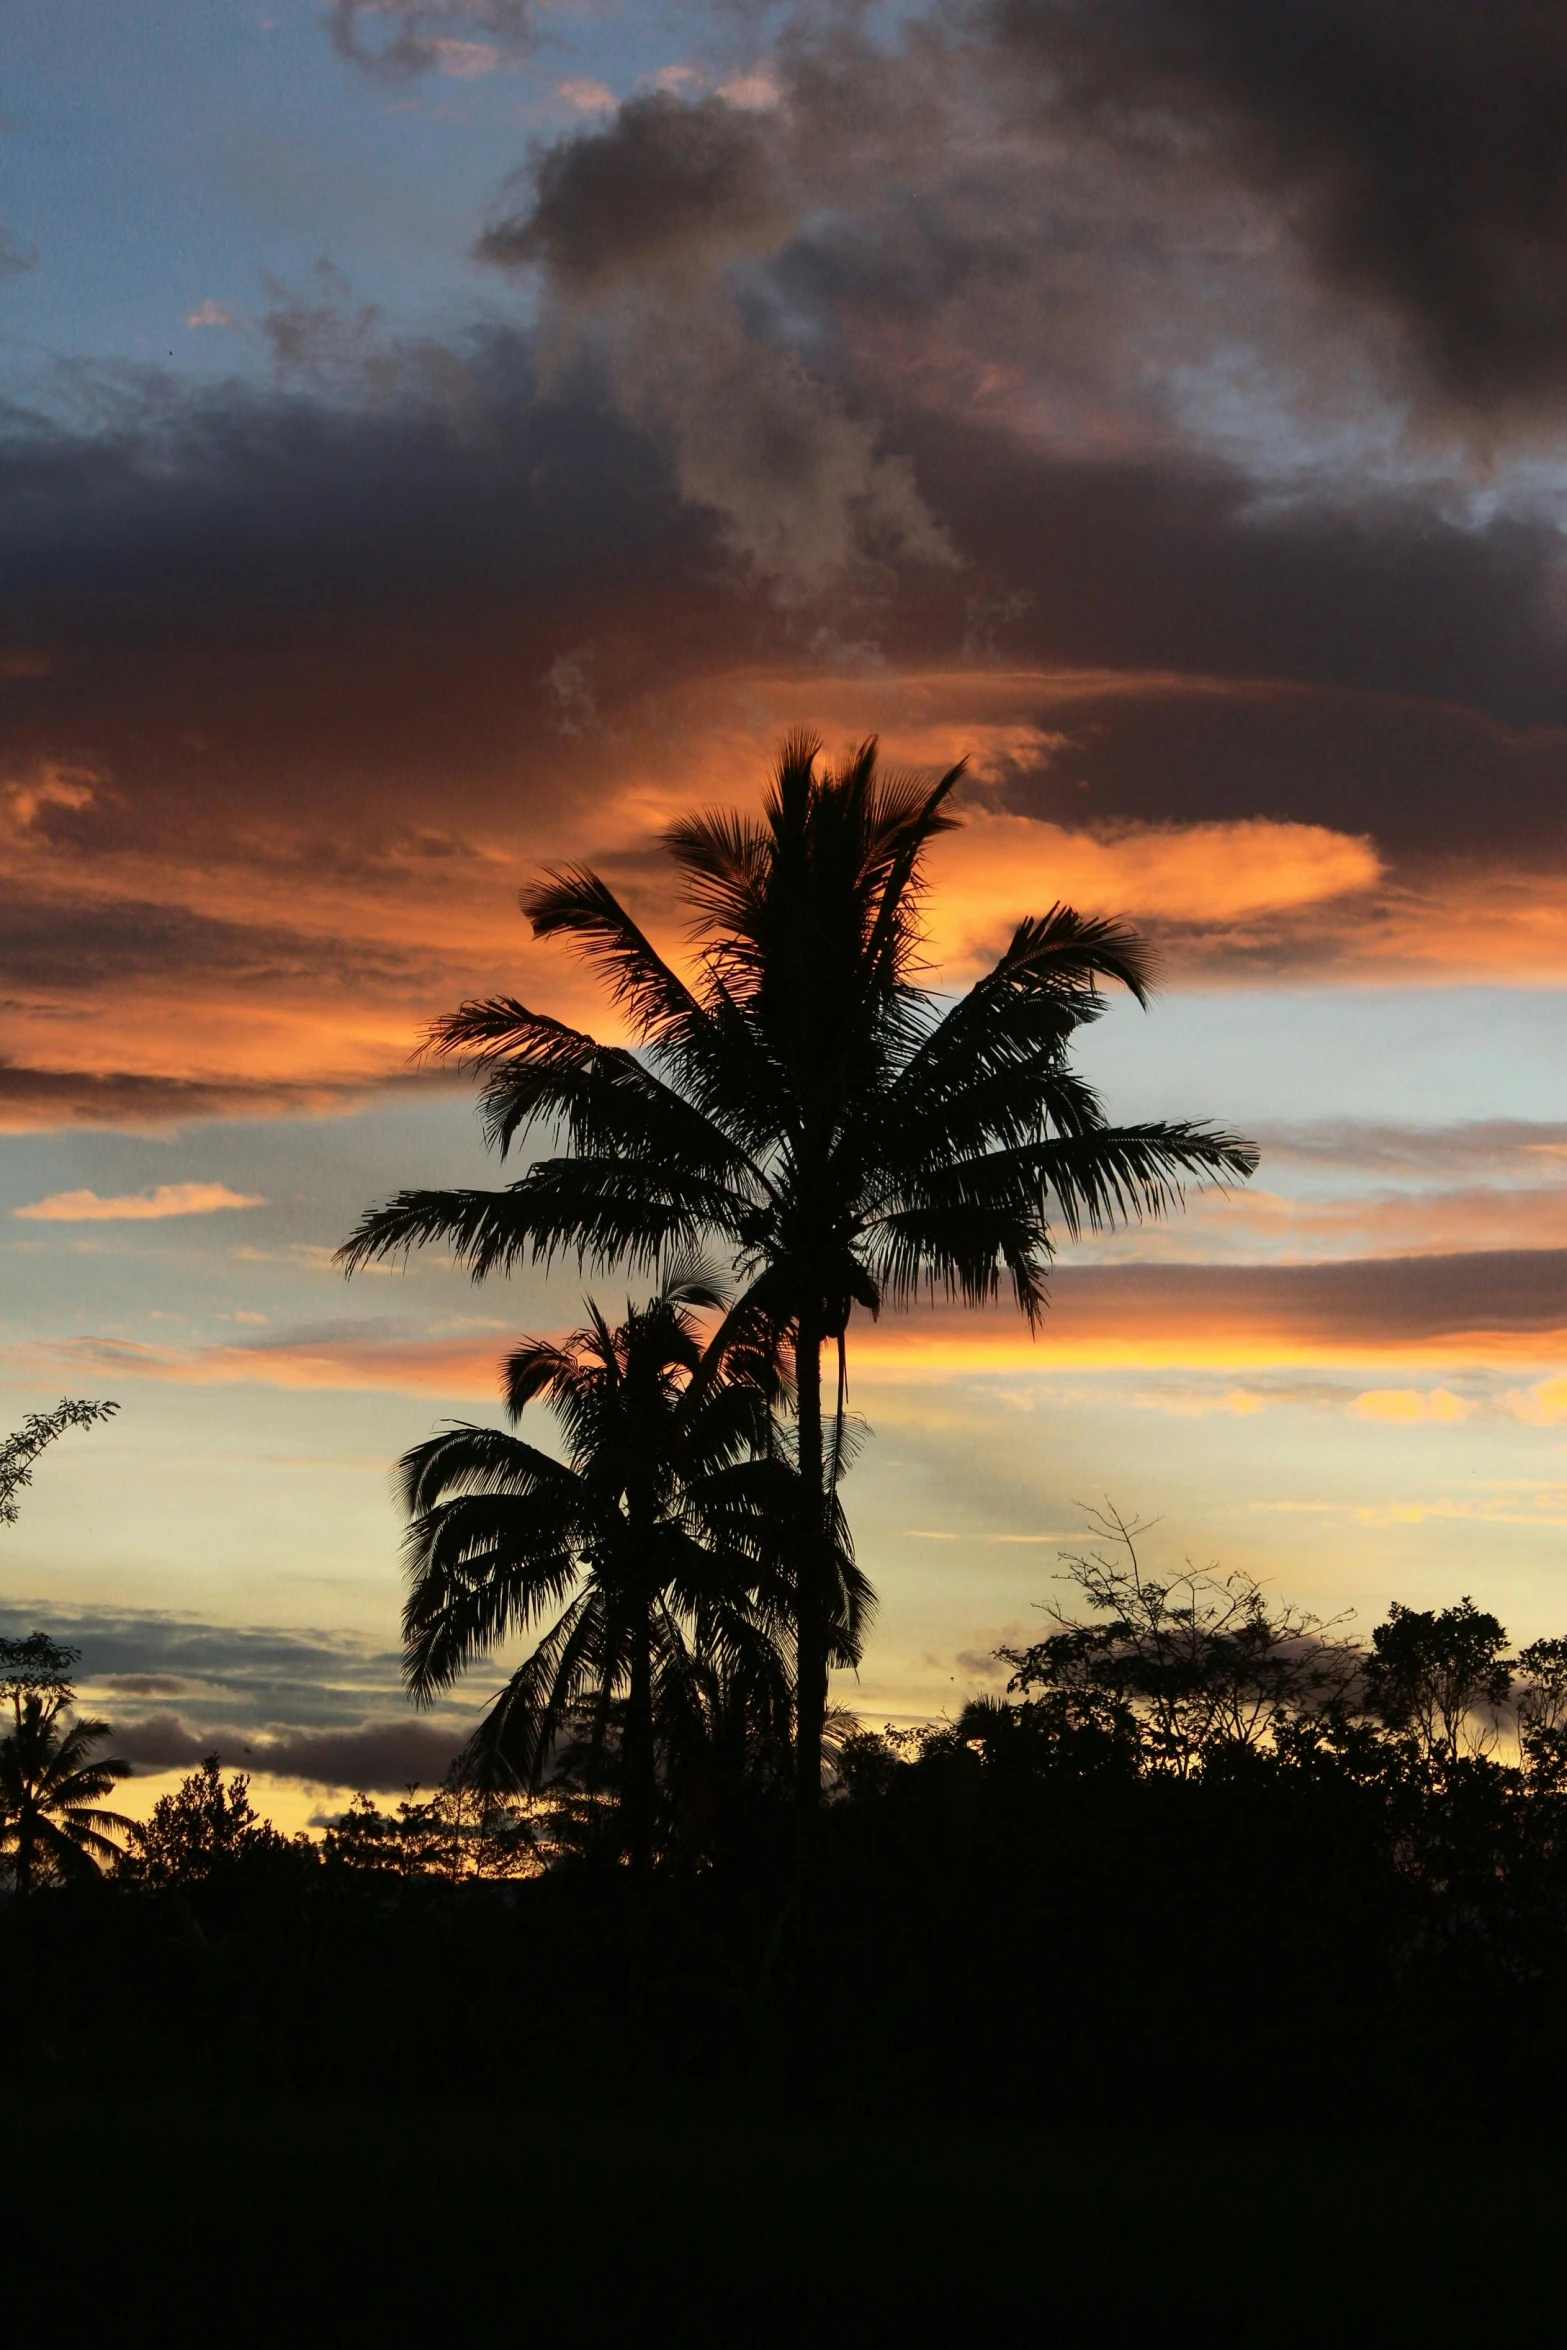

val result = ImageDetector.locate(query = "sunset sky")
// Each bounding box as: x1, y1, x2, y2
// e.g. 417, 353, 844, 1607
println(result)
5, 0, 1567, 1829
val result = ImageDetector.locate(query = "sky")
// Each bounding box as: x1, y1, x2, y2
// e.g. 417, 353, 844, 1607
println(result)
4, 0, 1567, 1830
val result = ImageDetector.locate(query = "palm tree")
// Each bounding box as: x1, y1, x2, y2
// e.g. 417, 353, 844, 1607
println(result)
396, 1267, 840, 1877
343, 734, 1257, 1825
0, 1691, 134, 1894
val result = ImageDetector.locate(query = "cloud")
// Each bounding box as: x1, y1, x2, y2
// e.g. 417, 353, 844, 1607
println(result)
0, 1326, 507, 1399
327, 0, 534, 79
10, 1250, 1567, 1397
849, 1249, 1567, 1375
0, 1602, 477, 1789
555, 78, 616, 115
932, 811, 1380, 953
478, 93, 957, 597
994, 0, 1567, 410
4, 210, 1567, 1125
1505, 1376, 1567, 1426
184, 300, 236, 330
15, 1182, 266, 1222
479, 94, 791, 295
0, 1600, 476, 1791
113, 1712, 463, 1790
1351, 1387, 1473, 1424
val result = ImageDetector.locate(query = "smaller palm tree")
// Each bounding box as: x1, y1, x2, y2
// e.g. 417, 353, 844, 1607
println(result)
398, 1267, 850, 1876
0, 1690, 134, 1894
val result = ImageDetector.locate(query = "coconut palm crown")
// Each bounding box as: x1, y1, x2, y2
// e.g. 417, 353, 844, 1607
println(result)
0, 1688, 134, 1894
397, 1266, 845, 1874
342, 734, 1258, 1817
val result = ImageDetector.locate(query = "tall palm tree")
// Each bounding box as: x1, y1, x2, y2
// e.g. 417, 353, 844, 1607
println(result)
0, 1692, 134, 1894
343, 735, 1257, 1823
396, 1267, 843, 1876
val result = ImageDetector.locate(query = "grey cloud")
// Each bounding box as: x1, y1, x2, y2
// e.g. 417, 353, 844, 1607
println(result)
0, 1601, 475, 1788
0, 898, 441, 995
328, 0, 534, 79
113, 1712, 462, 1791
0, 1603, 408, 1729
97, 1672, 195, 1696
0, 1063, 386, 1132
479, 93, 952, 597
241, 1720, 463, 1789
1254, 1122, 1567, 1181
992, 0, 1567, 409
612, 300, 957, 601
480, 94, 792, 296
1046, 1247, 1567, 1345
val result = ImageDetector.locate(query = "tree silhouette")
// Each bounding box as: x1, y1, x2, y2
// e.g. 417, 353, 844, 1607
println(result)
341, 735, 1256, 1824
0, 1398, 118, 1526
395, 1266, 819, 1876
1365, 1598, 1514, 1767
1001, 1504, 1357, 1776
0, 1637, 133, 1894
127, 1756, 288, 1886
323, 1776, 539, 1881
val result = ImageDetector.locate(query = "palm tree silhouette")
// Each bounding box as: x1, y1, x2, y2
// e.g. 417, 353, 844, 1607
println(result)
343, 735, 1256, 1824
397, 1267, 835, 1876
0, 1690, 134, 1894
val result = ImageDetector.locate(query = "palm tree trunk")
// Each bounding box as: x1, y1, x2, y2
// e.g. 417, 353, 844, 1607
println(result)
793, 1305, 828, 1834
623, 1591, 655, 1882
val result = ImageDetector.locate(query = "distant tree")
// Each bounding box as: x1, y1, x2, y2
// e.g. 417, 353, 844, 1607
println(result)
0, 1636, 133, 1893
127, 1755, 289, 1885
1516, 1637, 1567, 1787
1000, 1505, 1356, 1777
0, 1398, 118, 1526
1364, 1598, 1513, 1767
323, 1775, 538, 1880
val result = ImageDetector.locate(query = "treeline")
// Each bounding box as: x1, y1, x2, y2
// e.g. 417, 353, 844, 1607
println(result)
12, 1526, 1567, 2128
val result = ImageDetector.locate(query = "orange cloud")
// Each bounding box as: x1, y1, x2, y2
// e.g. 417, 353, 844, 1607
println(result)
5, 1248, 1566, 1399
15, 1183, 265, 1222
849, 1250, 1567, 1376
0, 1332, 505, 1400
1505, 1376, 1567, 1425
1350, 1387, 1472, 1423
927, 812, 1379, 970
5, 655, 1567, 1130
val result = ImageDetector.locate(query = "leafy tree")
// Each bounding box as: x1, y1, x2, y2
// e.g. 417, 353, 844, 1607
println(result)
0, 1637, 133, 1893
394, 1267, 815, 1877
1516, 1637, 1567, 1786
1001, 1505, 1355, 1776
341, 735, 1256, 1822
1364, 1597, 1513, 1767
127, 1755, 288, 1885
0, 1398, 117, 1525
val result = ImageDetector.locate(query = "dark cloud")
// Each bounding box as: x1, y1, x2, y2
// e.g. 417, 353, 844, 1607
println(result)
0, 332, 732, 832
0, 1601, 475, 1788
480, 94, 790, 294
993, 0, 1567, 407
113, 1711, 462, 1791
1043, 1247, 1567, 1346
0, 898, 438, 994
0, 1064, 367, 1130
8, 352, 1564, 860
